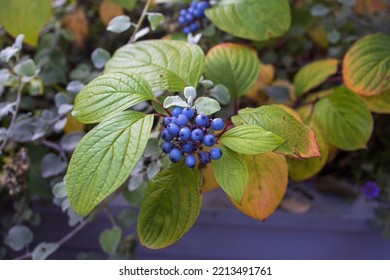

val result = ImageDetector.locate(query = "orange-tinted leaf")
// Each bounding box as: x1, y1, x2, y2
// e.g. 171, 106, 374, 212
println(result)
99, 0, 124, 26
63, 8, 89, 48
246, 63, 274, 101
230, 153, 288, 221
64, 114, 85, 133
355, 0, 389, 14
201, 162, 219, 193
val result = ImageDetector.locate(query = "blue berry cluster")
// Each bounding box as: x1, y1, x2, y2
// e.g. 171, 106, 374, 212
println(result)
178, 0, 210, 34
161, 106, 224, 168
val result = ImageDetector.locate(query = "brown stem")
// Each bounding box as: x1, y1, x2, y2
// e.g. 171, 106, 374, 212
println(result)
128, 0, 152, 44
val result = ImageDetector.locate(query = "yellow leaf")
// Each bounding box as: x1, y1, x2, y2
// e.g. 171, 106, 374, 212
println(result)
63, 8, 89, 48
246, 63, 275, 101
307, 22, 329, 49
99, 0, 124, 26
64, 114, 85, 133
200, 163, 219, 193
230, 153, 288, 221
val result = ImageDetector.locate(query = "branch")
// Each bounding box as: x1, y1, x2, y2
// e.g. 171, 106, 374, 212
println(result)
128, 0, 152, 44
0, 81, 25, 152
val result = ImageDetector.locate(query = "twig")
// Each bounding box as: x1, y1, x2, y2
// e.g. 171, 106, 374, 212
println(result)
128, 0, 152, 44
101, 205, 117, 227
40, 139, 67, 161
0, 81, 25, 152
14, 216, 93, 260
233, 98, 239, 115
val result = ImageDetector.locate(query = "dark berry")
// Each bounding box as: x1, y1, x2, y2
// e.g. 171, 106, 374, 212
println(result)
162, 142, 174, 154
185, 154, 197, 168
191, 128, 203, 141
179, 127, 191, 141
195, 114, 209, 127
210, 147, 222, 160
167, 123, 180, 136
185, 13, 194, 22
161, 129, 174, 141
203, 134, 216, 147
198, 151, 210, 165
172, 106, 183, 117
182, 107, 195, 119
183, 142, 194, 153
211, 118, 224, 130
176, 114, 189, 126
169, 148, 182, 163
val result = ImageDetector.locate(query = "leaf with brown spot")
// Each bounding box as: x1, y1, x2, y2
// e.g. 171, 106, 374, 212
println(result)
99, 0, 124, 26
63, 8, 89, 48
230, 153, 288, 221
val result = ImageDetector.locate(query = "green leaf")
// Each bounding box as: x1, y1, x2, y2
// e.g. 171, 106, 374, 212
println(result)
0, 0, 52, 46
205, 43, 260, 98
194, 97, 221, 115
361, 90, 390, 114
66, 111, 153, 216
14, 59, 36, 77
111, 0, 136, 10
118, 209, 137, 230
209, 84, 231, 105
184, 86, 197, 100
72, 71, 154, 124
213, 146, 248, 203
343, 33, 390, 96
231, 153, 288, 221
205, 0, 291, 41
91, 48, 111, 69
32, 242, 59, 260
105, 40, 205, 92
52, 181, 67, 198
5, 225, 33, 251
138, 161, 202, 249
232, 105, 321, 158
221, 125, 285, 155
99, 227, 122, 255
294, 59, 339, 96
147, 13, 164, 30
163, 96, 188, 108
314, 86, 373, 151
107, 15, 131, 33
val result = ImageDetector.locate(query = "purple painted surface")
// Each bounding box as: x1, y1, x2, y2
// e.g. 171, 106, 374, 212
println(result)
23, 187, 390, 260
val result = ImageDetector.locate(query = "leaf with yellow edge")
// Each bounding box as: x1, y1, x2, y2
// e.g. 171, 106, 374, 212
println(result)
230, 153, 288, 221
294, 59, 339, 96
232, 105, 320, 159
361, 90, 390, 114
343, 33, 390, 96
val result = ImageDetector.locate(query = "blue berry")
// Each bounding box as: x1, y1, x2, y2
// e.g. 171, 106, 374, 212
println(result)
211, 118, 224, 130
182, 107, 195, 119
190, 1, 197, 9
172, 106, 183, 117
210, 147, 222, 160
189, 22, 200, 33
163, 117, 172, 126
183, 27, 190, 34
183, 142, 194, 153
180, 9, 187, 16
169, 148, 182, 163
198, 1, 210, 10
161, 129, 174, 141
193, 8, 204, 18
167, 123, 180, 136
179, 127, 191, 141
185, 154, 196, 168
178, 16, 186, 25
191, 128, 203, 141
162, 142, 174, 154
198, 151, 210, 165
185, 13, 194, 22
176, 114, 189, 126
203, 134, 216, 147
195, 114, 209, 127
